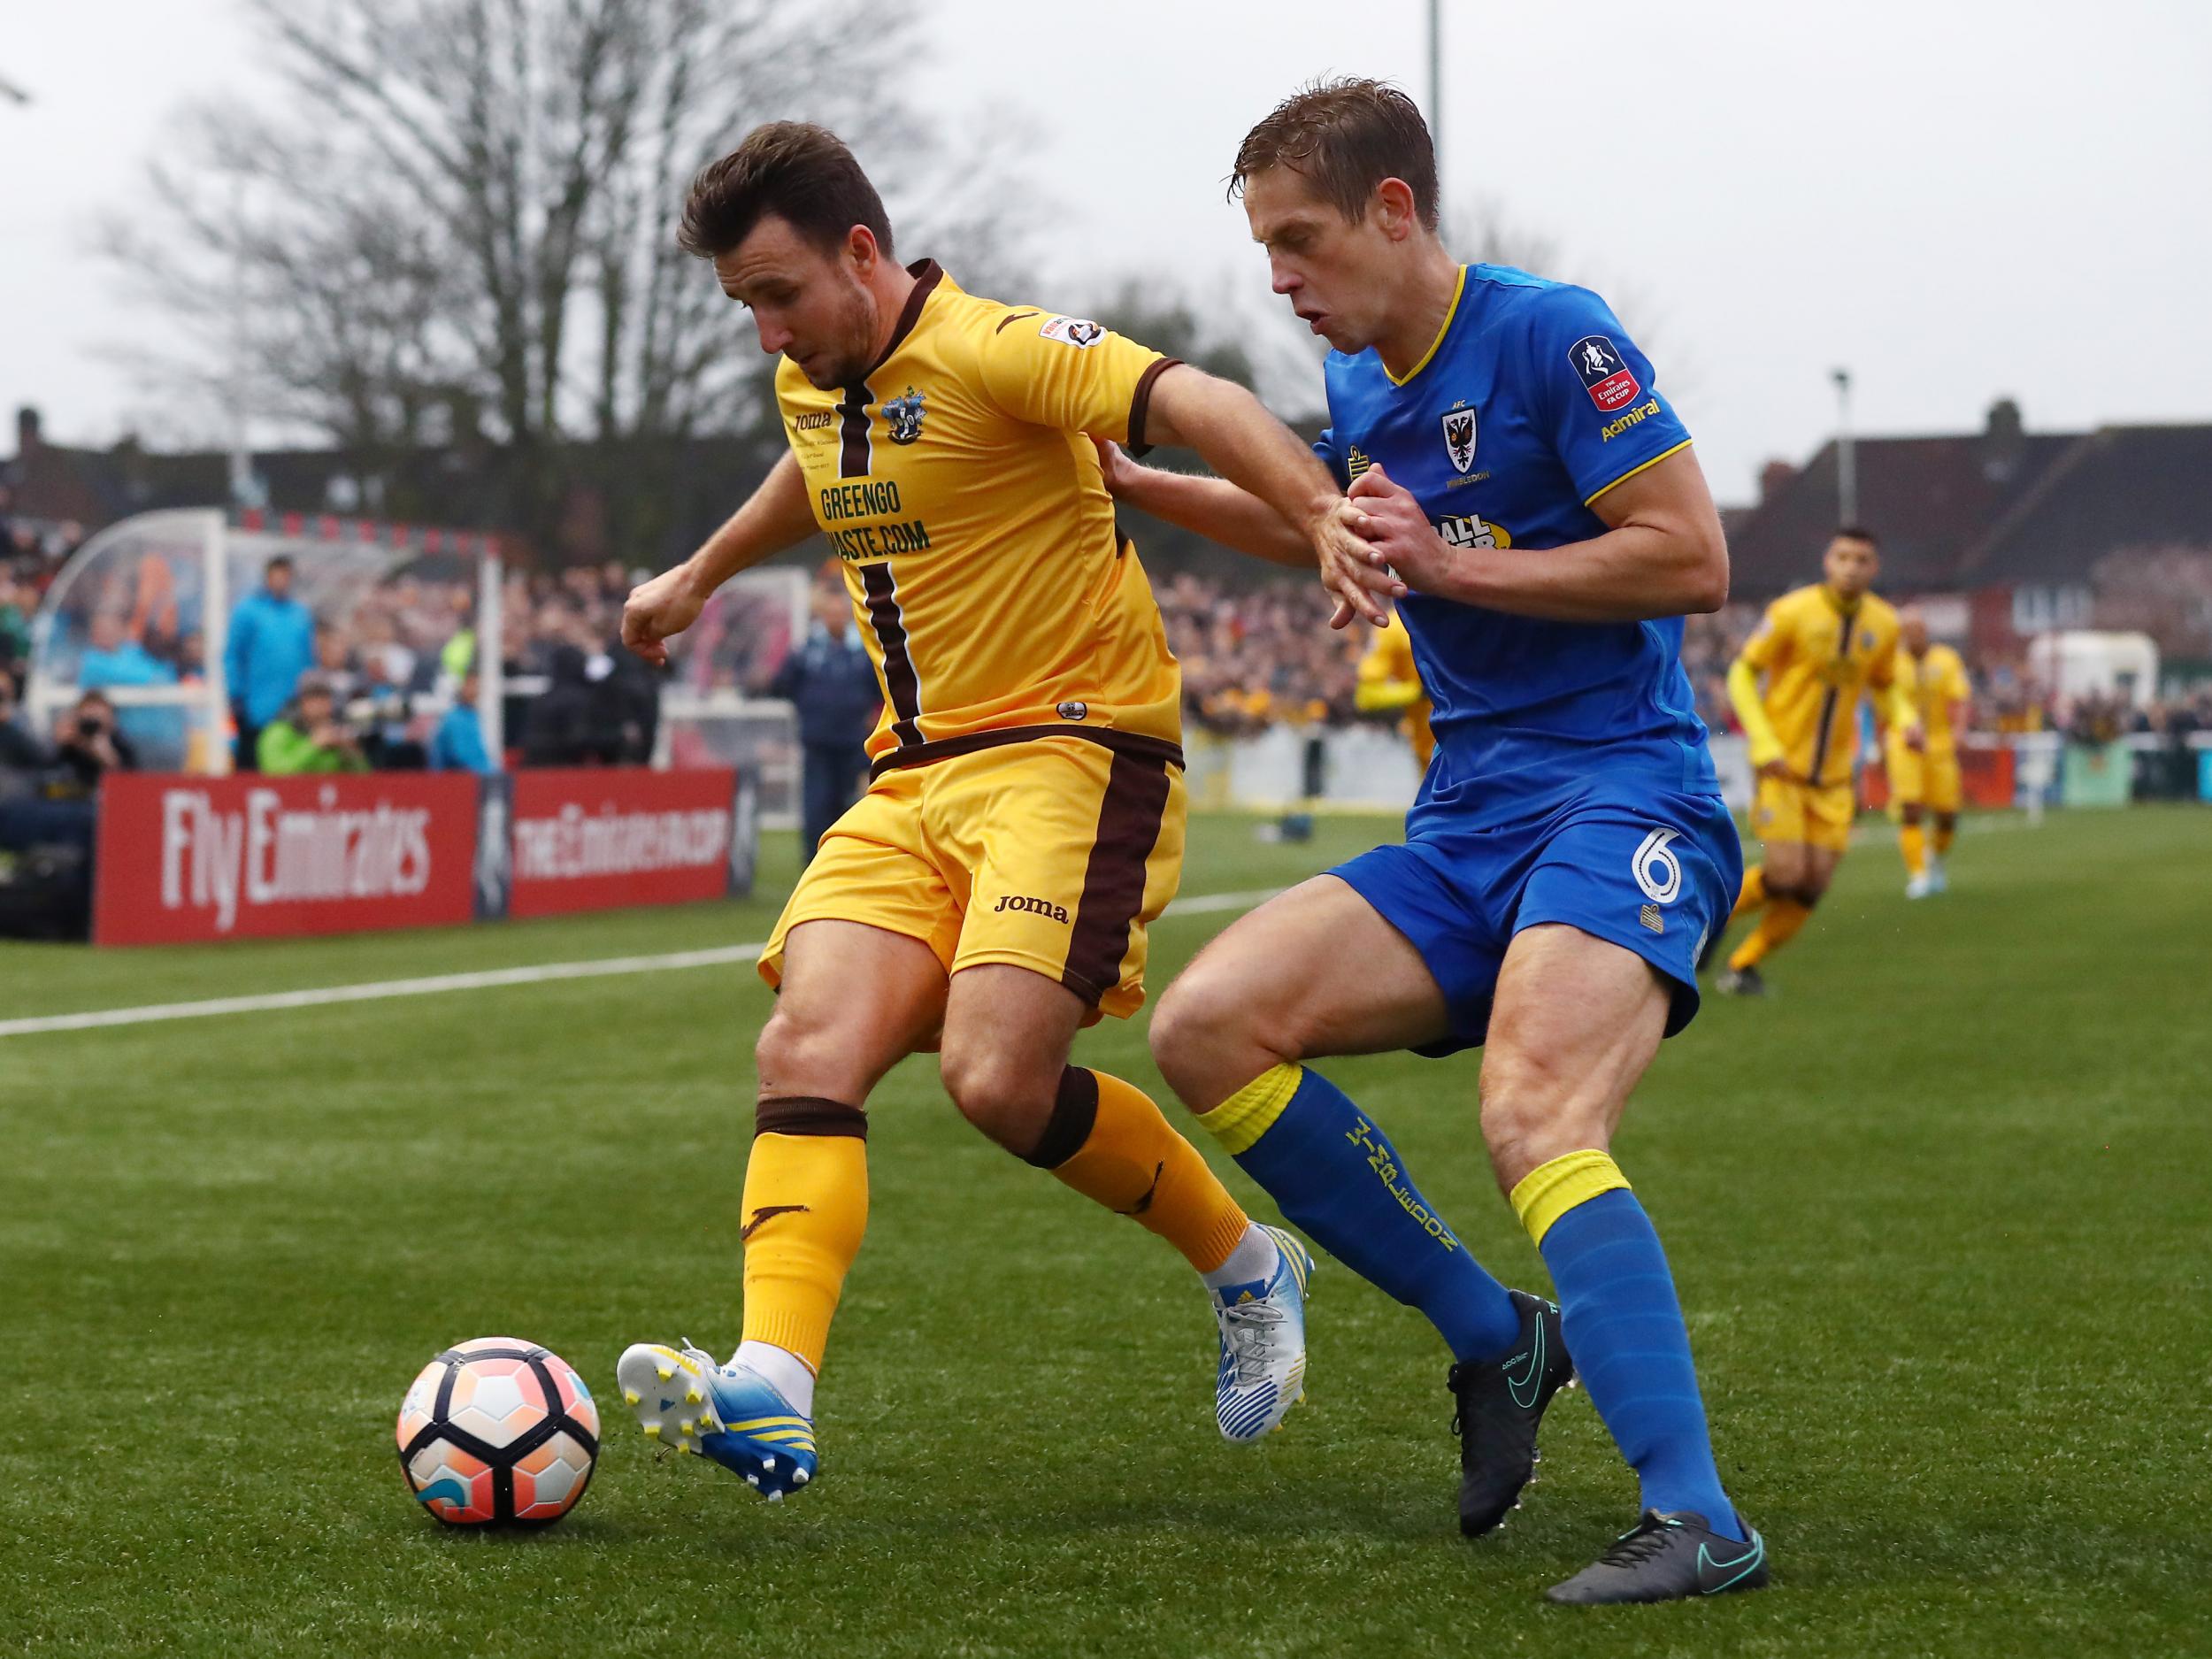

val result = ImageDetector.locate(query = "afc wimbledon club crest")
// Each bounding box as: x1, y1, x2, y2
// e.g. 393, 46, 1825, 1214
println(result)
1440, 405, 1478, 474
883, 387, 926, 445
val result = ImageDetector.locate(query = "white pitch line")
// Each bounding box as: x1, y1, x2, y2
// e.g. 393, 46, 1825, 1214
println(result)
0, 887, 1288, 1041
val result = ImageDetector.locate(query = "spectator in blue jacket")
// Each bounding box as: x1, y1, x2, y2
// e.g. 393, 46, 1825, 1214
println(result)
78, 610, 184, 764
226, 555, 316, 772
768, 573, 879, 864
427, 668, 497, 775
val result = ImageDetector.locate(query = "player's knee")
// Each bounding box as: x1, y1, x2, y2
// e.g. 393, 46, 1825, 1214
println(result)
939, 1045, 1054, 1152
1475, 1048, 1576, 1185
1900, 803, 1924, 826
1149, 964, 1285, 1110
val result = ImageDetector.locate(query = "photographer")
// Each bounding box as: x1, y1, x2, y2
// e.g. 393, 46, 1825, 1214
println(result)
52, 690, 138, 794
257, 676, 369, 776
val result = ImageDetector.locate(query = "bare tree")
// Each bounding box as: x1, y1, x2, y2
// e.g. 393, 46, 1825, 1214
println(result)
108, 0, 1030, 561
2093, 545, 2212, 658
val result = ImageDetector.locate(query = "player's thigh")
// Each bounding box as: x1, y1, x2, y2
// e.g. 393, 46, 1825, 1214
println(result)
1150, 873, 1450, 1107
1887, 741, 1928, 810
950, 738, 1186, 1022
937, 963, 1089, 1143
1479, 923, 1671, 1189
1927, 755, 1964, 815
761, 918, 949, 1103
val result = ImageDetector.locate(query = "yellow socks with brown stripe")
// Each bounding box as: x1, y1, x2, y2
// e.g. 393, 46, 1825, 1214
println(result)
1727, 892, 1810, 972
1900, 822, 1928, 877
737, 1097, 871, 1394
1511, 1149, 1743, 1540
1026, 1068, 1251, 1275
1196, 1063, 1521, 1360
1730, 864, 1767, 922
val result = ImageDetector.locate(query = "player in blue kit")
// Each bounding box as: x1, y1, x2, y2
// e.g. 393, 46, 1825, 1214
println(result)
1103, 80, 1768, 1605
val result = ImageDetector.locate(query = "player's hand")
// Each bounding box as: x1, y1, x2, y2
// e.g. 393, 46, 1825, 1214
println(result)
1902, 720, 1927, 754
1347, 464, 1455, 597
1092, 437, 1139, 500
1755, 757, 1793, 781
622, 564, 708, 668
1310, 497, 1402, 630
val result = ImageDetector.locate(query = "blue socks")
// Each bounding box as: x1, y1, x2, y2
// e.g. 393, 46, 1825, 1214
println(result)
1536, 1183, 1742, 1540
1199, 1064, 1521, 1362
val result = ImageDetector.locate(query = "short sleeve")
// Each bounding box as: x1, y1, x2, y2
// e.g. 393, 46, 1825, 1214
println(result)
1312, 427, 1348, 489
977, 310, 1179, 446
1525, 285, 1693, 505
1945, 655, 1973, 701
1738, 602, 1790, 672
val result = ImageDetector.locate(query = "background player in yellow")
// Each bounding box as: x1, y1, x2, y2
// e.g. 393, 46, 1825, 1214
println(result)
611, 123, 1401, 1496
1711, 527, 1918, 995
1356, 610, 1434, 768
1890, 607, 1972, 899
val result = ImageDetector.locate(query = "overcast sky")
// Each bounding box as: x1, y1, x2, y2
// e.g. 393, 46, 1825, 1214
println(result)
4, 0, 2208, 505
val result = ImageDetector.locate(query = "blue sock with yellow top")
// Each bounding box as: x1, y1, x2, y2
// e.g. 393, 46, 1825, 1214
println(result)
1197, 1064, 1521, 1362
1511, 1148, 1742, 1540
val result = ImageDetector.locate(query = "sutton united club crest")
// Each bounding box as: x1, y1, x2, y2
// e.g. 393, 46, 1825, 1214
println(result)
882, 387, 926, 445
1440, 405, 1478, 474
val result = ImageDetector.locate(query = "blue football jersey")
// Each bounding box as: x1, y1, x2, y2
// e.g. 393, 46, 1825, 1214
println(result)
1316, 264, 1720, 833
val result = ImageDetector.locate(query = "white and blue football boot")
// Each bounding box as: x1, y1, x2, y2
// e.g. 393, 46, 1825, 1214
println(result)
1211, 1224, 1313, 1443
616, 1340, 818, 1500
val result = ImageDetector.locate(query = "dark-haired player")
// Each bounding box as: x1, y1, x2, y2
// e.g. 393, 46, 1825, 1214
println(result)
613, 121, 1394, 1499
1107, 78, 1768, 1604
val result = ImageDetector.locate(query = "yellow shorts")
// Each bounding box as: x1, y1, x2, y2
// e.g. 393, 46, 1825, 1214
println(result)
1752, 775, 1856, 854
760, 734, 1187, 1019
1887, 741, 1963, 814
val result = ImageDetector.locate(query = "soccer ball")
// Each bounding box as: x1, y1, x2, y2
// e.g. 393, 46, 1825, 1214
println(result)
396, 1338, 601, 1525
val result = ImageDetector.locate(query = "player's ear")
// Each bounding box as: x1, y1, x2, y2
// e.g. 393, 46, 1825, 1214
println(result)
1373, 177, 1418, 242
845, 224, 879, 276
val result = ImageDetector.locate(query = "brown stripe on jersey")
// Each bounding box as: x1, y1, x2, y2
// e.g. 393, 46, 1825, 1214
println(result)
995, 310, 1041, 334
1061, 749, 1173, 1005
868, 724, 1185, 781
864, 260, 946, 374
1126, 356, 1183, 456
836, 383, 872, 479
859, 561, 925, 747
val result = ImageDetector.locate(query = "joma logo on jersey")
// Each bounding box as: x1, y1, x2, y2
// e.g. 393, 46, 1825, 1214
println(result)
993, 894, 1071, 922
1599, 399, 1661, 442
882, 388, 926, 445
1440, 404, 1478, 473
793, 411, 833, 431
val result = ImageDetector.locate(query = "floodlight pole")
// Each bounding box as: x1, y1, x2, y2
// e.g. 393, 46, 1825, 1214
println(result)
1832, 367, 1857, 526
478, 543, 504, 765
1428, 0, 1444, 216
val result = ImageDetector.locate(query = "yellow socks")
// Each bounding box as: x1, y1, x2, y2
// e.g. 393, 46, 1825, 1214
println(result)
1029, 1068, 1250, 1275
739, 1097, 872, 1371
1900, 823, 1927, 877
1731, 864, 1767, 922
1728, 895, 1809, 972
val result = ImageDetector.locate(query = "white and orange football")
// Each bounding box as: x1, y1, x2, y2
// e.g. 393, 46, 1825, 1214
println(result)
396, 1338, 601, 1525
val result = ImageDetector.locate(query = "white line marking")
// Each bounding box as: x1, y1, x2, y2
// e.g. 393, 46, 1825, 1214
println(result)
0, 887, 1289, 1041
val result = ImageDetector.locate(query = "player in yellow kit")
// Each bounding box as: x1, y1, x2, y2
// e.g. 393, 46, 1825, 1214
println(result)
1355, 610, 1434, 767
1890, 608, 1972, 898
611, 123, 1400, 1497
1709, 527, 1918, 995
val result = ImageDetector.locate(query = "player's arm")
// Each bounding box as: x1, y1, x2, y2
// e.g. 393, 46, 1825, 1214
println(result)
621, 452, 815, 667
1871, 638, 1924, 750
1947, 660, 1973, 737
1348, 447, 1727, 621
1726, 606, 1791, 778
1095, 442, 1312, 567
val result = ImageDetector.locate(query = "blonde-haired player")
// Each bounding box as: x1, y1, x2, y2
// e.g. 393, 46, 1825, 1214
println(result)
1713, 527, 1918, 995
1355, 611, 1434, 768
1891, 608, 1972, 897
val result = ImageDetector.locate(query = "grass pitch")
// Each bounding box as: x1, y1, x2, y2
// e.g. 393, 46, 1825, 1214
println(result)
2, 806, 2208, 1656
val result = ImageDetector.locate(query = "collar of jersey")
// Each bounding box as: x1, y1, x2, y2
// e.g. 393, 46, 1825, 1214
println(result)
1383, 264, 1468, 388
861, 259, 948, 380
1819, 583, 1862, 618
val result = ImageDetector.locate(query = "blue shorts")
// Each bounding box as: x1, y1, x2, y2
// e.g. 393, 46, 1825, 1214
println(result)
1332, 784, 1742, 1056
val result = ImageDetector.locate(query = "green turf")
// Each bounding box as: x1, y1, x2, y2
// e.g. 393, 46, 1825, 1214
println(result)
3, 806, 2208, 1655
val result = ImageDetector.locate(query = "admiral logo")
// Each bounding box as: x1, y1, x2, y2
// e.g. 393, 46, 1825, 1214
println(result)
1345, 445, 1373, 480
992, 894, 1071, 923
1571, 334, 1642, 411
1039, 315, 1106, 349
160, 786, 434, 933
882, 387, 926, 445
1440, 404, 1478, 474
1599, 399, 1661, 442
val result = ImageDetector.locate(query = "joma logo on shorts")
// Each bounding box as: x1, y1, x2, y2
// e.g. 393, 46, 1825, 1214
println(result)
993, 894, 1071, 922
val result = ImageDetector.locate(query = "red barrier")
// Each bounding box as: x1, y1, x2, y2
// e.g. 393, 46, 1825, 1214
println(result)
1861, 743, 2016, 811
504, 768, 738, 918
94, 772, 479, 945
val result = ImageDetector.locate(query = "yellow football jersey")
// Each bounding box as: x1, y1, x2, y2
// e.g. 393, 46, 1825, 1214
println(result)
1732, 583, 1902, 788
1899, 643, 1971, 757
1355, 612, 1434, 766
777, 261, 1183, 772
